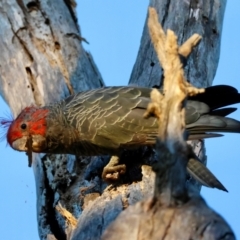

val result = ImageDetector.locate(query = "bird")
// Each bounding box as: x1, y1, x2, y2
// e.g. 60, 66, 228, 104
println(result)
2, 85, 240, 191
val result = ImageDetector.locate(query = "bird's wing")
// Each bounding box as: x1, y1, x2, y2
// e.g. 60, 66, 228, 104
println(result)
63, 87, 158, 149
62, 86, 240, 148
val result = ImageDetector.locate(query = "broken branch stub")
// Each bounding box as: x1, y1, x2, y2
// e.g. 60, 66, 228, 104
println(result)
145, 7, 204, 204
146, 7, 204, 147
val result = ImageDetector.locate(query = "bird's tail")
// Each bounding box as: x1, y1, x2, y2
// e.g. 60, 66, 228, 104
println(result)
187, 158, 227, 192
187, 85, 240, 139
187, 113, 240, 140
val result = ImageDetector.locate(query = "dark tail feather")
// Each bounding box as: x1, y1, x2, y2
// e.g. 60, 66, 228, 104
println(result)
187, 115, 240, 139
211, 107, 237, 117
188, 133, 223, 140
189, 85, 240, 110
187, 158, 228, 192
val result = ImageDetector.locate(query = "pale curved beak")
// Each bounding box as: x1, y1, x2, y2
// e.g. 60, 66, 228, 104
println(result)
11, 135, 47, 153
12, 137, 28, 151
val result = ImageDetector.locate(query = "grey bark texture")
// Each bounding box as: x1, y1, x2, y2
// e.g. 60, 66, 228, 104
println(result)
0, 0, 230, 240
102, 195, 234, 240
130, 0, 224, 88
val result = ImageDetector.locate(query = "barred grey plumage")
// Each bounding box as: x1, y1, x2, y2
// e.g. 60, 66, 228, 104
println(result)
4, 85, 240, 191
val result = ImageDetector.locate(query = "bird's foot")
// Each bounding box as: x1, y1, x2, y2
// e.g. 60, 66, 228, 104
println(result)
102, 155, 126, 182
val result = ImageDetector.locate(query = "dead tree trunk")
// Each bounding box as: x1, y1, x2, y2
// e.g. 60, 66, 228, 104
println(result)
0, 0, 227, 240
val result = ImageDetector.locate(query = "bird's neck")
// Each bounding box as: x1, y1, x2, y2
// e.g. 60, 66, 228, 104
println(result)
43, 105, 119, 156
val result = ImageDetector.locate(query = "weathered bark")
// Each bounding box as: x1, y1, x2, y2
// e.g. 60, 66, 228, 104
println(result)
103, 196, 235, 240
0, 0, 104, 239
130, 0, 225, 88
0, 0, 227, 240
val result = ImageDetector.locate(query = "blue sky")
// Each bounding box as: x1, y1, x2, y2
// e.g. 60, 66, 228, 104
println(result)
0, 1, 239, 239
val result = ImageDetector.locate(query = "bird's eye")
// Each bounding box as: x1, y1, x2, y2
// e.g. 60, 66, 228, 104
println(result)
21, 123, 27, 130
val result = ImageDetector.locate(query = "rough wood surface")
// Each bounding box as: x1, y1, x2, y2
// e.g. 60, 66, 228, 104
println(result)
0, 0, 227, 240
0, 0, 104, 239
102, 196, 235, 240
130, 0, 226, 88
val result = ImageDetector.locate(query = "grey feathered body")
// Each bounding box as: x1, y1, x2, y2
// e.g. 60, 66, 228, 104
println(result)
43, 85, 240, 156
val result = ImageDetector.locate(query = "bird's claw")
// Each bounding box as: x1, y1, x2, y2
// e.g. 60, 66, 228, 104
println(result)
102, 164, 126, 183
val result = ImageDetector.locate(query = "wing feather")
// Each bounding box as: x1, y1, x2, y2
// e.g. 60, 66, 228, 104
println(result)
58, 86, 240, 150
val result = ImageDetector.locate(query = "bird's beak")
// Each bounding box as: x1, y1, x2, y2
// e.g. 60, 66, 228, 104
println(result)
12, 135, 47, 167
12, 136, 28, 151
12, 135, 47, 152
